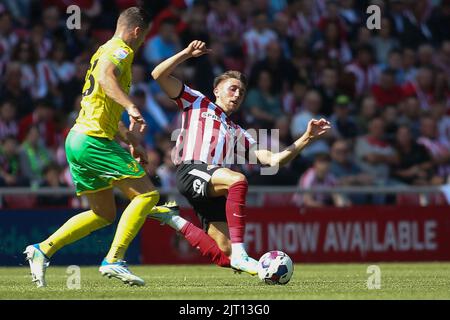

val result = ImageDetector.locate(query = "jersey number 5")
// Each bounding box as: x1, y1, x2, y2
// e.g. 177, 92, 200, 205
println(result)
82, 59, 99, 97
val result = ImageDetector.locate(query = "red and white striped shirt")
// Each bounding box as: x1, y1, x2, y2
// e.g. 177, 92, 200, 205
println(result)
172, 85, 256, 166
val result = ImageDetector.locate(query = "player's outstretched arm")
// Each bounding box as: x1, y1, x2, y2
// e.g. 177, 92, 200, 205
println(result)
151, 40, 211, 99
254, 118, 331, 168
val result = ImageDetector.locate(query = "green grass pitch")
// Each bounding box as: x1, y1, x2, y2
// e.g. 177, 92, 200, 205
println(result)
1, 263, 449, 300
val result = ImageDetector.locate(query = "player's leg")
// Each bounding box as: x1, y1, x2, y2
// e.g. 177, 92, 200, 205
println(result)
207, 221, 231, 256
105, 175, 159, 262
208, 168, 258, 274
24, 188, 115, 288
99, 176, 159, 286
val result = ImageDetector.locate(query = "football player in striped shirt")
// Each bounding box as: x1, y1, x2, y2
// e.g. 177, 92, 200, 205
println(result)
149, 40, 331, 275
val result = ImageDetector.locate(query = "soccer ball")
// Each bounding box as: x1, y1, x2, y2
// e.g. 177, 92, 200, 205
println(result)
257, 250, 294, 285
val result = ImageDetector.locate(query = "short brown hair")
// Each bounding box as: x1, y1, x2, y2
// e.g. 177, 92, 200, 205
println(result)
213, 70, 248, 88
117, 7, 151, 30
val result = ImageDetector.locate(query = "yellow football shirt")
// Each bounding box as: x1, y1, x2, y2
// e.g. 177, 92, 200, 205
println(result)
72, 37, 134, 139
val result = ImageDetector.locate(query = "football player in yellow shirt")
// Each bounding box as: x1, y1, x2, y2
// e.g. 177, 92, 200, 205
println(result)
24, 7, 174, 287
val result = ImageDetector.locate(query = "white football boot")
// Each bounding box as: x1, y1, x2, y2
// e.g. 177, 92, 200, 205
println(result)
24, 244, 50, 288
99, 259, 145, 286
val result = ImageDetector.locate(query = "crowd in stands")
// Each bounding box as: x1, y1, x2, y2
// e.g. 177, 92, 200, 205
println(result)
0, 0, 449, 208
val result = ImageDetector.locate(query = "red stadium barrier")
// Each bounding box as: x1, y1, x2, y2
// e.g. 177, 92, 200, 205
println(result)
140, 206, 450, 264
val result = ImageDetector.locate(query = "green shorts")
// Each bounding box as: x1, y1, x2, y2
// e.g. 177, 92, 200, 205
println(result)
65, 130, 146, 195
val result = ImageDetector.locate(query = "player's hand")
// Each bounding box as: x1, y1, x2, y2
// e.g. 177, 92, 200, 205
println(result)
305, 118, 331, 140
127, 105, 147, 133
184, 40, 212, 58
130, 145, 148, 166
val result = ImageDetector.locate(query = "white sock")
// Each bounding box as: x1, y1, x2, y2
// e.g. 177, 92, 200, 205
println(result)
231, 243, 247, 258
167, 215, 187, 232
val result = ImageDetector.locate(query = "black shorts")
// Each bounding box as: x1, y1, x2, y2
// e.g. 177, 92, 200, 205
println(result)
176, 162, 227, 230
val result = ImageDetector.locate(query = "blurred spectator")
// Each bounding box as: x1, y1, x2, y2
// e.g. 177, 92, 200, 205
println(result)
122, 89, 170, 149
355, 95, 378, 135
330, 139, 373, 204
147, 0, 188, 38
143, 18, 181, 67
18, 98, 56, 149
290, 90, 330, 161
313, 21, 352, 65
388, 0, 408, 35
65, 13, 95, 60
354, 117, 399, 183
344, 44, 380, 97
428, 0, 450, 44
180, 10, 209, 47
244, 70, 283, 129
400, 0, 434, 49
273, 12, 293, 59
0, 10, 18, 68
0, 62, 34, 115
282, 78, 308, 115
398, 95, 422, 138
339, 0, 361, 38
48, 41, 76, 84
149, 66, 183, 123
402, 66, 436, 110
37, 162, 70, 207
316, 66, 340, 117
61, 61, 89, 113
391, 125, 434, 185
371, 18, 400, 64
19, 125, 53, 186
417, 43, 434, 67
430, 100, 450, 144
417, 115, 450, 184
381, 105, 400, 144
434, 41, 450, 77
288, 0, 318, 40
243, 12, 277, 68
206, 0, 241, 44
401, 47, 418, 83
0, 135, 29, 187
329, 95, 358, 140
156, 147, 178, 197
0, 100, 18, 141
371, 68, 404, 108
29, 23, 53, 60
379, 49, 404, 84
317, 0, 347, 40
293, 153, 349, 207
249, 41, 296, 94
11, 39, 58, 99
41, 6, 66, 41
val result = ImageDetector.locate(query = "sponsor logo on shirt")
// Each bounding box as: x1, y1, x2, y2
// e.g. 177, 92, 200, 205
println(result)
201, 111, 221, 122
112, 48, 129, 60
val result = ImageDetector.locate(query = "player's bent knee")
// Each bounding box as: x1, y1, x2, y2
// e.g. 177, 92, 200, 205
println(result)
92, 209, 116, 223
229, 173, 247, 186
133, 190, 160, 215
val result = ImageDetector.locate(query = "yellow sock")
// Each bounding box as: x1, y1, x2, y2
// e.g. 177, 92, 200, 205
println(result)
39, 210, 111, 258
105, 190, 160, 262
